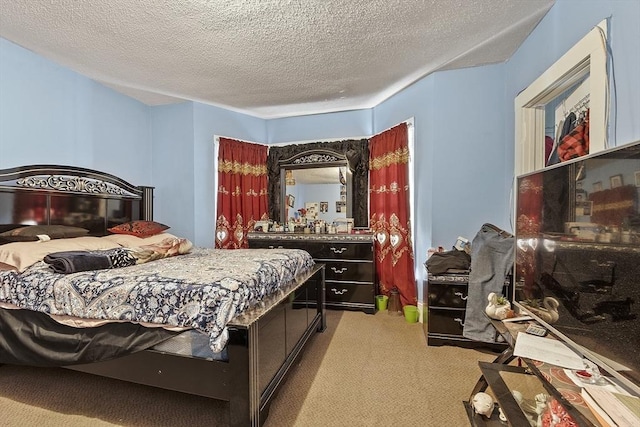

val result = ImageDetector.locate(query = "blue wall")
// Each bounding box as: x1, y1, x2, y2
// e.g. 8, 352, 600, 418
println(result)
150, 103, 195, 240
371, 64, 510, 275
0, 38, 153, 185
1, 0, 639, 294
504, 0, 640, 175
192, 103, 266, 247
266, 109, 372, 143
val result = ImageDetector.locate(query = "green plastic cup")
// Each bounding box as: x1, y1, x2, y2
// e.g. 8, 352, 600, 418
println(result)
403, 305, 418, 323
376, 295, 388, 311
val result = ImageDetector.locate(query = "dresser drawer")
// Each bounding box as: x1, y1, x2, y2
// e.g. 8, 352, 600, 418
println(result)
324, 282, 374, 304
428, 283, 469, 309
428, 308, 466, 336
248, 235, 376, 314
313, 242, 372, 260
248, 239, 372, 260
324, 260, 374, 282
249, 239, 299, 250
427, 273, 469, 285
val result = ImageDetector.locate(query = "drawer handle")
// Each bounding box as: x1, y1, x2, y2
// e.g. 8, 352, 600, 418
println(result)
330, 247, 347, 254
454, 317, 465, 327
454, 291, 468, 301
331, 267, 347, 274
331, 288, 348, 295
268, 245, 284, 249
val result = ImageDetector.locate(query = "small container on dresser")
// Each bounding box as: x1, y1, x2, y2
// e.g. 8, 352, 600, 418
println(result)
248, 233, 376, 314
425, 271, 510, 350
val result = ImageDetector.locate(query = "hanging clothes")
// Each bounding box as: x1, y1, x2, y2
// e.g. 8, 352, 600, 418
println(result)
462, 224, 514, 343
558, 109, 590, 161
546, 117, 565, 166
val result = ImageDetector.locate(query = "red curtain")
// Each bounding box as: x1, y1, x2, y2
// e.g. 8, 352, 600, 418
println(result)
369, 123, 416, 306
215, 138, 268, 249
515, 173, 543, 299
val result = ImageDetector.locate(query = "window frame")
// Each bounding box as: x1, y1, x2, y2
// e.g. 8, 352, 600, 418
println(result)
514, 20, 608, 175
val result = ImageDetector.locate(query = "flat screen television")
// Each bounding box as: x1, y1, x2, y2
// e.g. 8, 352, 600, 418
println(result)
515, 140, 640, 395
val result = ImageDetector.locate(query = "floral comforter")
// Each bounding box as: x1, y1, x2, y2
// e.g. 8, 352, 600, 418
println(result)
0, 248, 314, 352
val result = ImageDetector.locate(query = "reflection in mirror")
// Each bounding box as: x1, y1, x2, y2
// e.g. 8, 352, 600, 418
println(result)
284, 166, 351, 224
515, 141, 640, 394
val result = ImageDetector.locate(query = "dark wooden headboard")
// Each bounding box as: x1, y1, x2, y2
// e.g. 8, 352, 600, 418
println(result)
0, 165, 153, 236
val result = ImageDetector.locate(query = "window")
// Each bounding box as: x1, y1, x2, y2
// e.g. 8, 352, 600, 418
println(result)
515, 20, 608, 175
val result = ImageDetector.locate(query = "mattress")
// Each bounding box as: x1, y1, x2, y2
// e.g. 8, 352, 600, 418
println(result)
151, 329, 227, 360
0, 247, 314, 358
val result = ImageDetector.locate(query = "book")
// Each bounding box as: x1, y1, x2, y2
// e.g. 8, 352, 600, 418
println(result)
615, 393, 640, 420
581, 388, 615, 427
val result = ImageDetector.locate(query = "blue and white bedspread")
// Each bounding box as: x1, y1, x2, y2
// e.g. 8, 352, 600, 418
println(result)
0, 248, 314, 352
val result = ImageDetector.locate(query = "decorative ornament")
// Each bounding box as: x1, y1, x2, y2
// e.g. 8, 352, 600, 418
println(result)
389, 232, 402, 248
216, 229, 228, 243
485, 292, 512, 320
520, 297, 560, 324
472, 392, 494, 418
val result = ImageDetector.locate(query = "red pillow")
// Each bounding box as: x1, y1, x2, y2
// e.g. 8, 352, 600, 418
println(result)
108, 220, 169, 238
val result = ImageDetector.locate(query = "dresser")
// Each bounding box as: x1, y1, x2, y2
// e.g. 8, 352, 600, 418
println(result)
425, 271, 509, 350
248, 232, 376, 314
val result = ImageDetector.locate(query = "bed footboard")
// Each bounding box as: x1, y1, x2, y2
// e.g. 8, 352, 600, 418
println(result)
226, 263, 325, 426
68, 264, 325, 427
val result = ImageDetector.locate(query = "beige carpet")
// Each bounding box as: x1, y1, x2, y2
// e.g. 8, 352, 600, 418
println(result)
0, 310, 498, 426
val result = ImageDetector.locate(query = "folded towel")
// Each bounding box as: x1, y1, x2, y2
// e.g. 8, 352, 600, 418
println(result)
130, 237, 193, 264
44, 248, 136, 274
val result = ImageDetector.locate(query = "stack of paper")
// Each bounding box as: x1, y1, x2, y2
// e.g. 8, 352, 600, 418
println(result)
581, 385, 640, 427
513, 332, 584, 369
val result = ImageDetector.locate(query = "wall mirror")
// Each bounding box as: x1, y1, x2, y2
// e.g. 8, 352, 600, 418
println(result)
267, 139, 369, 227
281, 151, 352, 224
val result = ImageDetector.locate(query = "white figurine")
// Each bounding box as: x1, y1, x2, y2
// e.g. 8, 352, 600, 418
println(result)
534, 393, 549, 427
512, 390, 537, 426
498, 407, 507, 422
472, 392, 494, 417
485, 292, 511, 320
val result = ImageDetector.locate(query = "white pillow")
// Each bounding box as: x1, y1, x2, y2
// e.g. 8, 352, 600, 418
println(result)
0, 236, 121, 272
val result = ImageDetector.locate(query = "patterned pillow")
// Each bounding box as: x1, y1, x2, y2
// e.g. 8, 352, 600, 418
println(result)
0, 225, 90, 242
108, 220, 170, 238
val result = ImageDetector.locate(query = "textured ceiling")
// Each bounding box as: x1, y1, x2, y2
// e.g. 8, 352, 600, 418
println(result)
0, 0, 554, 119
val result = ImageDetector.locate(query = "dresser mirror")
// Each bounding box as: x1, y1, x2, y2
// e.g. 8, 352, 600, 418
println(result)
267, 139, 369, 227
281, 154, 352, 224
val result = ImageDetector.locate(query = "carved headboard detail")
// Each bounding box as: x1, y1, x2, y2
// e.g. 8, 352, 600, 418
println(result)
0, 165, 153, 236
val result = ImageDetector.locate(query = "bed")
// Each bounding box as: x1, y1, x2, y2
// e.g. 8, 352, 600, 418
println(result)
0, 164, 326, 426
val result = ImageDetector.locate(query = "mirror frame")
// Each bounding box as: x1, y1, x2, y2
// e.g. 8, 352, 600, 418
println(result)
279, 149, 352, 223
267, 139, 369, 227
